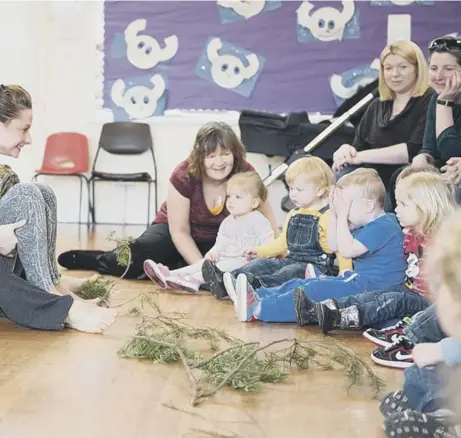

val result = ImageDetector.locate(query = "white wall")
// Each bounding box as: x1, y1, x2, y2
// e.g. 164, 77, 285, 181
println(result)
0, 0, 315, 227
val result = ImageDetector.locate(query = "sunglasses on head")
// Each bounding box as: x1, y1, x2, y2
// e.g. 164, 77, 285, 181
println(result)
429, 37, 461, 53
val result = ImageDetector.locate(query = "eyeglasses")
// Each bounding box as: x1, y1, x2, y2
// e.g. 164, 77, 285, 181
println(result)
428, 37, 461, 53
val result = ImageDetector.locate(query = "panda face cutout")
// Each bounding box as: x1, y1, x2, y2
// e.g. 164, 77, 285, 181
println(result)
111, 75, 166, 120
124, 19, 179, 70
297, 1, 355, 42
206, 38, 260, 90
211, 54, 248, 89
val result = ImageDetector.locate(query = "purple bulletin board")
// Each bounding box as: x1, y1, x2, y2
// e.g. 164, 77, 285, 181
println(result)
103, 0, 461, 119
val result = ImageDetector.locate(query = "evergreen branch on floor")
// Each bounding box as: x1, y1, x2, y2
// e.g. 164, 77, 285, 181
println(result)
76, 232, 135, 306
118, 298, 386, 406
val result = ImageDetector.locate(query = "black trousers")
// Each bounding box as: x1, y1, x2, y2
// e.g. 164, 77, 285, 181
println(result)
95, 223, 215, 279
0, 272, 73, 331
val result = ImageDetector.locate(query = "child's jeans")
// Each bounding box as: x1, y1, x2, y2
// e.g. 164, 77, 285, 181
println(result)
404, 304, 446, 344
256, 272, 373, 323
403, 364, 445, 413
232, 258, 308, 288
333, 284, 429, 327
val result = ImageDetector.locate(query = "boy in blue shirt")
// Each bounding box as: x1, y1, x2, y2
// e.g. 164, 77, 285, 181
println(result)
223, 168, 407, 323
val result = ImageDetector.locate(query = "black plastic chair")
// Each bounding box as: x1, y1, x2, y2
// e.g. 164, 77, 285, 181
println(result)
89, 122, 157, 225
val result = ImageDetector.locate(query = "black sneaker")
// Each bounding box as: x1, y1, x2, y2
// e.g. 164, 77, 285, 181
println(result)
363, 317, 412, 348
384, 410, 457, 438
294, 287, 318, 326
371, 336, 414, 369
201, 260, 228, 300
58, 250, 104, 271
245, 272, 262, 290
380, 391, 411, 418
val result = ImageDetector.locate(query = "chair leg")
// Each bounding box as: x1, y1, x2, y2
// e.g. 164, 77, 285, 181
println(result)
32, 174, 39, 183
147, 181, 152, 227
91, 179, 96, 224
77, 176, 84, 225
85, 178, 91, 225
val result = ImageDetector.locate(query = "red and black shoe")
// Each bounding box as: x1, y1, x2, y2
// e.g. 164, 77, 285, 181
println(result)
363, 317, 412, 348
371, 336, 414, 369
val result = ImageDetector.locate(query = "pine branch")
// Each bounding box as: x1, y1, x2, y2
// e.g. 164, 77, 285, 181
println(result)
191, 342, 260, 369
134, 335, 203, 406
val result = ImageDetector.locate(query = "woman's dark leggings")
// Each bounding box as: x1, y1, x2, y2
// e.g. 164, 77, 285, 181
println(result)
94, 223, 215, 279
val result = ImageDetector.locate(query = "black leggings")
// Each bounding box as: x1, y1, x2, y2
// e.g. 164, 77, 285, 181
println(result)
94, 223, 215, 278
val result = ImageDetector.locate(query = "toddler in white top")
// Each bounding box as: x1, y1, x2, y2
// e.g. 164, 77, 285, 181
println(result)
144, 171, 274, 292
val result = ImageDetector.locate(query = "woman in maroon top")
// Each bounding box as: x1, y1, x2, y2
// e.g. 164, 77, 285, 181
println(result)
58, 122, 278, 278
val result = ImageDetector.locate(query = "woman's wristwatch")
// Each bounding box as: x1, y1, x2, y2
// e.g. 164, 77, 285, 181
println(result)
436, 98, 455, 107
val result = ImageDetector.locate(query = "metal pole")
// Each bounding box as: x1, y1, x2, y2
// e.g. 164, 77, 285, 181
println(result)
263, 91, 377, 187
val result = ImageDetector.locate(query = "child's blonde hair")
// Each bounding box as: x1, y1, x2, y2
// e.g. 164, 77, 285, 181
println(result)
227, 171, 267, 208
285, 156, 335, 196
425, 210, 461, 299
396, 172, 456, 236
336, 168, 386, 208
396, 163, 440, 183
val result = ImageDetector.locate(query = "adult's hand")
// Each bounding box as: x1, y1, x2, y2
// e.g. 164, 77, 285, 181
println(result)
0, 220, 26, 257
332, 144, 357, 173
439, 71, 461, 102
441, 157, 461, 187
412, 154, 429, 169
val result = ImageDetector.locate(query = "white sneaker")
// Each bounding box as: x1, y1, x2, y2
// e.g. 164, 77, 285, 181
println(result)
223, 272, 238, 304
166, 275, 201, 293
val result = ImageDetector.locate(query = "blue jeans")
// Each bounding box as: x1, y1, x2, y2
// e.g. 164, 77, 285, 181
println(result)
404, 304, 446, 344
232, 258, 307, 288
256, 272, 371, 322
334, 284, 429, 327
404, 364, 445, 413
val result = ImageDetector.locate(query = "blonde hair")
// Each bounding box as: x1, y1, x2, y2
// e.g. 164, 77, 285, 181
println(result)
379, 40, 429, 101
336, 168, 386, 208
227, 171, 268, 208
425, 210, 461, 298
285, 156, 335, 196
396, 163, 440, 183
396, 172, 456, 237
0, 85, 32, 124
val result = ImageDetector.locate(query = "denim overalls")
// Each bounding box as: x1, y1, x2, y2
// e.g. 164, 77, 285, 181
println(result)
231, 206, 335, 288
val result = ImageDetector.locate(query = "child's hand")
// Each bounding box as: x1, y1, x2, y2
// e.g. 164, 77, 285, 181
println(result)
204, 251, 218, 262
333, 188, 351, 218
244, 248, 258, 261
412, 342, 443, 368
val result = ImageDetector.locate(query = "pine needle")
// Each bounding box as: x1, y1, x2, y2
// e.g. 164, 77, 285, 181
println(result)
76, 276, 113, 300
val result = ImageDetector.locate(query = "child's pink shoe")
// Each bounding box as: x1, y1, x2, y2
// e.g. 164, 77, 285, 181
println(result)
305, 263, 317, 279
166, 275, 201, 293
144, 260, 170, 288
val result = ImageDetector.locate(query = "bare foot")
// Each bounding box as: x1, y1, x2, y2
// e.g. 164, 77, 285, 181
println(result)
64, 301, 118, 334
59, 274, 100, 294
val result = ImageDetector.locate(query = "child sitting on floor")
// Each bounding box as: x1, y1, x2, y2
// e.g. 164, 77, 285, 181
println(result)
143, 171, 274, 293
202, 156, 352, 299
381, 210, 461, 438
225, 168, 407, 323
299, 168, 456, 334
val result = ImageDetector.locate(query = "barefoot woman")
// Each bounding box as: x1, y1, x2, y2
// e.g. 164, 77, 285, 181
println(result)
0, 84, 116, 333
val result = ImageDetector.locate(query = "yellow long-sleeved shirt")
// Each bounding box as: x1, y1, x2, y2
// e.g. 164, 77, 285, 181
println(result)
256, 208, 352, 273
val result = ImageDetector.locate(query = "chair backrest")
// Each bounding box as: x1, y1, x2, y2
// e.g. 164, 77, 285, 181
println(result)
41, 132, 89, 173
99, 122, 153, 155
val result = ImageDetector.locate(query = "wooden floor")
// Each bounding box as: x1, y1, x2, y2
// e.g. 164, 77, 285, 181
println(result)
0, 224, 404, 438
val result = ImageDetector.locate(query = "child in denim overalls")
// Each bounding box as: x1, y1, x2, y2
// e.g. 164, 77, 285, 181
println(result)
202, 156, 352, 299
225, 168, 407, 323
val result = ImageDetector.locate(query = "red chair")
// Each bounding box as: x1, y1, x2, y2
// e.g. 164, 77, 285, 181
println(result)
33, 132, 90, 224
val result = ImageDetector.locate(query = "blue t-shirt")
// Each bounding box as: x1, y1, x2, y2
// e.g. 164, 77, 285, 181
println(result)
352, 213, 405, 288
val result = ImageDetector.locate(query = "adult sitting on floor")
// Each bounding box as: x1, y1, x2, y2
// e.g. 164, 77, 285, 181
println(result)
59, 122, 278, 278
332, 40, 433, 190
0, 85, 116, 333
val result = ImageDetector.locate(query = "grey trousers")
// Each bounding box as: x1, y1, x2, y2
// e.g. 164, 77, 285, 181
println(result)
0, 271, 72, 330
0, 183, 60, 292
